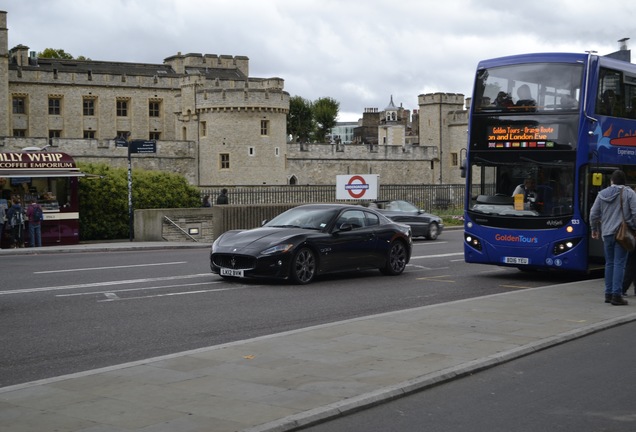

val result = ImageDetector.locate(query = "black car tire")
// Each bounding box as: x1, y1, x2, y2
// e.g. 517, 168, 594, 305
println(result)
380, 240, 408, 276
426, 222, 439, 240
290, 247, 317, 284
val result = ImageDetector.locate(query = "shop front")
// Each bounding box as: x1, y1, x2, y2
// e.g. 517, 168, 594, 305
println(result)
0, 151, 89, 248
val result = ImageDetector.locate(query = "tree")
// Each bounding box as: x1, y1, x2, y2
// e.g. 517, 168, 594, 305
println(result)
287, 96, 314, 143
312, 97, 340, 143
77, 163, 201, 240
37, 48, 91, 61
38, 48, 74, 59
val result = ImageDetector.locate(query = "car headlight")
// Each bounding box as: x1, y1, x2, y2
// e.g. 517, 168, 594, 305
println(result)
212, 235, 224, 251
261, 244, 294, 255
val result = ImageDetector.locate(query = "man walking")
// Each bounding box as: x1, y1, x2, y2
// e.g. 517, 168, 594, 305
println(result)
26, 199, 43, 247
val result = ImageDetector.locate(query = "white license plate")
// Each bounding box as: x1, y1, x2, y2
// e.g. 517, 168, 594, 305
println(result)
504, 257, 529, 265
220, 268, 244, 277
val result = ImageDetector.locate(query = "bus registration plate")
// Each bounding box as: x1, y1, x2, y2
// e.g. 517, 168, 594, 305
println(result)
504, 257, 529, 265
220, 268, 244, 277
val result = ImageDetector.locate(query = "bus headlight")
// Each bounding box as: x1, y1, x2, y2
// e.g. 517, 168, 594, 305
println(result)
552, 238, 581, 256
465, 233, 482, 251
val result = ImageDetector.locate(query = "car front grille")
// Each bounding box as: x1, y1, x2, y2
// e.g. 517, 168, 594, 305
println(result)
212, 254, 257, 270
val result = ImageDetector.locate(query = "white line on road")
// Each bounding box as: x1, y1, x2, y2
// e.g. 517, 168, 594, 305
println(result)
34, 262, 188, 274
97, 286, 240, 302
410, 252, 463, 259
0, 274, 213, 295
56, 281, 222, 297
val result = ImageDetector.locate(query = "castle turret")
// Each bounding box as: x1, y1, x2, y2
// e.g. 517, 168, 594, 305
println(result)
0, 11, 9, 136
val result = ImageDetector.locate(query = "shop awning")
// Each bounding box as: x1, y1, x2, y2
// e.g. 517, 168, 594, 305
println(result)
0, 170, 91, 178
0, 152, 100, 179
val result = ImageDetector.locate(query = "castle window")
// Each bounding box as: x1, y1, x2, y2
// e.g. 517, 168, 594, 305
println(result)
220, 153, 230, 169
200, 121, 207, 137
116, 100, 128, 117
13, 129, 26, 137
84, 130, 96, 139
260, 119, 269, 136
12, 96, 26, 114
149, 132, 161, 141
249, 147, 255, 156
149, 101, 161, 117
48, 98, 61, 115
83, 98, 95, 116
451, 152, 459, 166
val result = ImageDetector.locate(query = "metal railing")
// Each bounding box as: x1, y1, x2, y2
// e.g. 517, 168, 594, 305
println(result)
163, 215, 199, 242
200, 184, 465, 211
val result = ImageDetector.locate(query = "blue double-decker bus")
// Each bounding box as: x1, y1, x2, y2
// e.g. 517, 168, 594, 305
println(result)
464, 51, 636, 272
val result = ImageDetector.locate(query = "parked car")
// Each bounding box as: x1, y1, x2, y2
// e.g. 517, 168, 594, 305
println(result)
210, 204, 412, 284
373, 200, 444, 240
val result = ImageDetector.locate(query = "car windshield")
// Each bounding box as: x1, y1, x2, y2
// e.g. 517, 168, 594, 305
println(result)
377, 201, 418, 212
265, 207, 340, 230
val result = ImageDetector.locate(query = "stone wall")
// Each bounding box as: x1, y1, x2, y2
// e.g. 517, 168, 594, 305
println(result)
134, 204, 296, 242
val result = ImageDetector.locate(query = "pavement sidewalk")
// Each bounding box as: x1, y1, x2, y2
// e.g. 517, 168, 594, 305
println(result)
0, 240, 212, 256
2, 243, 636, 431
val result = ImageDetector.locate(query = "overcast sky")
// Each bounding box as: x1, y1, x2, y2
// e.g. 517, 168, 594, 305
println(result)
1, 0, 634, 121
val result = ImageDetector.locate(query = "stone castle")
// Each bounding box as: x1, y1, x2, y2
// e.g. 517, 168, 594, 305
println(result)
0, 10, 468, 187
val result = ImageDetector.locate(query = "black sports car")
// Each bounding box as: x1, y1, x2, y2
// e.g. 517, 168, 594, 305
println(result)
373, 200, 444, 240
210, 204, 412, 284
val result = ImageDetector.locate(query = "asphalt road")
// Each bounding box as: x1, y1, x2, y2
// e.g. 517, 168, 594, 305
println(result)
301, 320, 636, 432
0, 230, 591, 387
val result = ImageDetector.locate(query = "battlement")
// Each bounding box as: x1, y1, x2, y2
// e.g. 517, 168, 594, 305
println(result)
164, 52, 249, 76
193, 87, 290, 112
418, 92, 466, 106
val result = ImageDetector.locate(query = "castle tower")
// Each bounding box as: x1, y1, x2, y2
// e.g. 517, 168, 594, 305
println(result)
384, 95, 398, 122
418, 92, 466, 184
378, 95, 405, 147
0, 11, 9, 137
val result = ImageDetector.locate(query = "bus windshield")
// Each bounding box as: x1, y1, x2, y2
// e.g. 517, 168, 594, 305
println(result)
474, 62, 584, 113
468, 153, 575, 218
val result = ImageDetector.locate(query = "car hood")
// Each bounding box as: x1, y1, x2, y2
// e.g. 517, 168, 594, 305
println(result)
214, 227, 306, 254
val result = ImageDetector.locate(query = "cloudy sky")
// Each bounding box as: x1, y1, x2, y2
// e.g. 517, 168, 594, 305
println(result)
1, 0, 634, 121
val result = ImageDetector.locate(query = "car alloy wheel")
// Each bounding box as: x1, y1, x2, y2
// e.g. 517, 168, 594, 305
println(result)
427, 222, 439, 240
381, 240, 407, 275
291, 247, 317, 284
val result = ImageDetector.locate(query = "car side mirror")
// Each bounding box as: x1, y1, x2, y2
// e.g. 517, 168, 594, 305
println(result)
337, 223, 353, 232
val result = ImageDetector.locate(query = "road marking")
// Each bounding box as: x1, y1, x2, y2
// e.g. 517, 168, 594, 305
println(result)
414, 241, 448, 245
416, 275, 455, 282
0, 274, 212, 296
57, 281, 221, 297
34, 262, 188, 274
410, 252, 463, 259
104, 293, 120, 300
97, 286, 242, 302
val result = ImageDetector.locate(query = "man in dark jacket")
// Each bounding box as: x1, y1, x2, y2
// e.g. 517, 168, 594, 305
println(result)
216, 188, 229, 205
6, 197, 25, 248
26, 199, 43, 247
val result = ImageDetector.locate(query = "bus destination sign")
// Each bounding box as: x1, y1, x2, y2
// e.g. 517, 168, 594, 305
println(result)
486, 124, 559, 149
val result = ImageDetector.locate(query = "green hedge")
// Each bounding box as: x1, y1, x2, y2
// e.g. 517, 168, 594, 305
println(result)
78, 163, 201, 240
